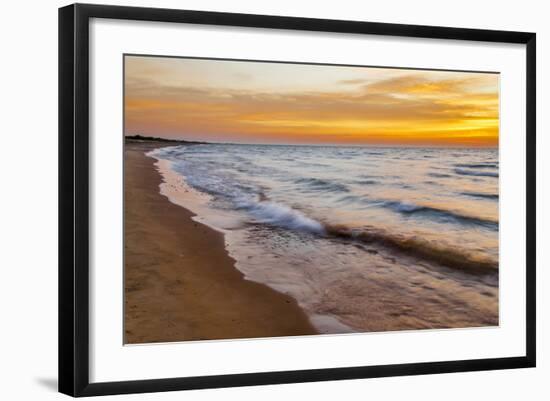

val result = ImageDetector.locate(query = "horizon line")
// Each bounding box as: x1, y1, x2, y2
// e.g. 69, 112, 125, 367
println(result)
125, 134, 499, 149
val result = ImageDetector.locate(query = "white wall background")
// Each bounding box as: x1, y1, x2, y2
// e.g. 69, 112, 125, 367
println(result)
0, 0, 547, 399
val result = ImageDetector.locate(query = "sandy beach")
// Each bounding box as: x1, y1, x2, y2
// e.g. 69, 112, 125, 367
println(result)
124, 141, 317, 344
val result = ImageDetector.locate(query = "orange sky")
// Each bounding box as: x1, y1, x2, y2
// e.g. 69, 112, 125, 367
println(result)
124, 55, 499, 147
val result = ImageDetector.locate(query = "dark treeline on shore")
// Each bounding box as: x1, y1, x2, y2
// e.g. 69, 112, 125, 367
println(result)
125, 134, 208, 145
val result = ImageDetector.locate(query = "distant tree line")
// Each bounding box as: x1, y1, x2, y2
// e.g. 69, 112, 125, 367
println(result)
125, 134, 208, 145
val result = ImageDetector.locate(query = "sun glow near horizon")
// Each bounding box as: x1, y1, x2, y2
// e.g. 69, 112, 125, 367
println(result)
124, 55, 499, 147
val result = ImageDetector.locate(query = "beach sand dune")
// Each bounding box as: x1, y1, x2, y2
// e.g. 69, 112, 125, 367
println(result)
124, 142, 317, 344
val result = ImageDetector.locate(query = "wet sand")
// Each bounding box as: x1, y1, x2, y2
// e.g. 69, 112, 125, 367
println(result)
124, 141, 317, 344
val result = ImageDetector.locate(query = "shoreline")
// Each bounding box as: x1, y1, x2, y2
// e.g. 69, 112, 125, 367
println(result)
150, 154, 355, 334
124, 142, 317, 344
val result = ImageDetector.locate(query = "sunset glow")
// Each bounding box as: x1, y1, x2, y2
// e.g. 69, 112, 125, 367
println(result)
124, 55, 499, 147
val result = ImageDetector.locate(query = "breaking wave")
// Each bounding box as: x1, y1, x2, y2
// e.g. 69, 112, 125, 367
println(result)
233, 197, 497, 275
324, 224, 498, 274
380, 200, 498, 229
455, 163, 498, 169
455, 168, 498, 178
461, 191, 499, 200
294, 177, 349, 193
236, 199, 325, 234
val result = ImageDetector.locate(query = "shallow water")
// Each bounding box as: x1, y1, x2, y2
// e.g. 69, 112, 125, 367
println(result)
149, 144, 499, 334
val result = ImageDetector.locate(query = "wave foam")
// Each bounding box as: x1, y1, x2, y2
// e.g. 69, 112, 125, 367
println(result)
239, 200, 325, 234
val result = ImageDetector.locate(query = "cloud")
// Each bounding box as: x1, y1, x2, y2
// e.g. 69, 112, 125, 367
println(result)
363, 74, 496, 96
124, 62, 498, 146
338, 78, 368, 85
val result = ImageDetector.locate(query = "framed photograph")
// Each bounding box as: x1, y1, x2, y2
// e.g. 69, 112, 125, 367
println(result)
58, 3, 536, 397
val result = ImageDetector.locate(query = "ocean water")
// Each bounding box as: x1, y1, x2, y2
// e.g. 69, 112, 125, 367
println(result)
148, 144, 499, 334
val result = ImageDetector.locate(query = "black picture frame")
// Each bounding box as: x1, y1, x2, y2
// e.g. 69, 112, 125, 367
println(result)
59, 3, 536, 397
